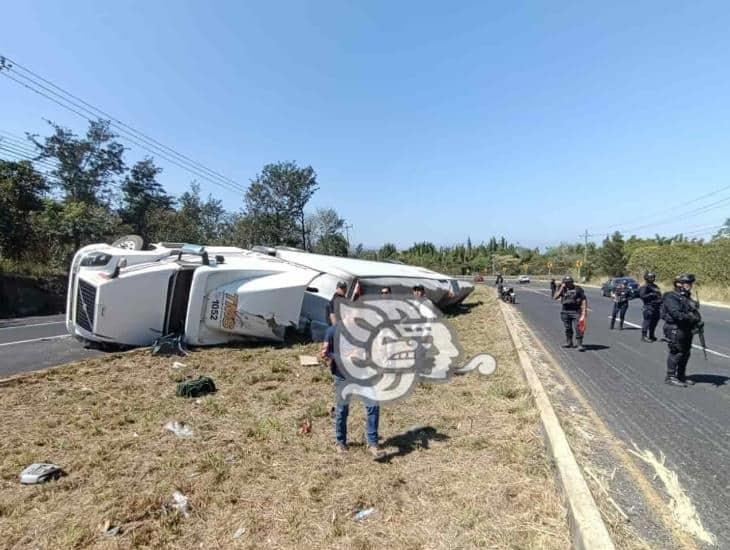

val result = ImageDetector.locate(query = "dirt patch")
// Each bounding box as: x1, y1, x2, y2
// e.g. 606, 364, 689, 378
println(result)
0, 287, 569, 549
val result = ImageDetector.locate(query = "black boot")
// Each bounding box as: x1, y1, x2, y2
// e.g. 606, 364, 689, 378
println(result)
610, 320, 615, 330
619, 321, 624, 330
563, 336, 574, 349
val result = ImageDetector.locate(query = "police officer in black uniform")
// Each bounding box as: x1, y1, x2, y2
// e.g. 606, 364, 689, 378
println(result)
609, 281, 630, 330
638, 272, 662, 342
662, 273, 702, 387
554, 275, 587, 351
549, 278, 557, 296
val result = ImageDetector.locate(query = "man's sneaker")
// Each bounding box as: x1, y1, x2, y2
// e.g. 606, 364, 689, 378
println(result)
562, 341, 574, 349
335, 442, 348, 454
641, 336, 649, 343
577, 344, 586, 352
679, 377, 695, 386
649, 337, 658, 342
665, 377, 687, 387
367, 444, 385, 459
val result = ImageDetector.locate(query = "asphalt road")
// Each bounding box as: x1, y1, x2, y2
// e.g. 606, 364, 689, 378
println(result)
509, 281, 730, 547
0, 314, 101, 378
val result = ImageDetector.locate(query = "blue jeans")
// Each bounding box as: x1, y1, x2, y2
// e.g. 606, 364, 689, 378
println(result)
333, 374, 380, 445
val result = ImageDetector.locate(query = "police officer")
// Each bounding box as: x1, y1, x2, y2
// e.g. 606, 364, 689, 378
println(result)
662, 274, 702, 387
610, 281, 630, 330
549, 278, 557, 296
638, 272, 662, 342
495, 272, 504, 286
554, 275, 587, 351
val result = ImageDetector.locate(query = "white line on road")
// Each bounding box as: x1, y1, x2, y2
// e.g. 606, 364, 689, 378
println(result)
605, 317, 730, 359
0, 321, 65, 331
0, 334, 70, 347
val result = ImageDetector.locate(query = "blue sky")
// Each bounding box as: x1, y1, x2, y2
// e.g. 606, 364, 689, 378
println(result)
2, 1, 730, 249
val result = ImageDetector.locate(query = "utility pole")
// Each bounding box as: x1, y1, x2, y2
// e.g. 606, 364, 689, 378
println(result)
344, 223, 353, 255
581, 229, 589, 281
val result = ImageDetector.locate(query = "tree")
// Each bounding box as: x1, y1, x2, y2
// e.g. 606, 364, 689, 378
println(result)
306, 208, 346, 252
0, 160, 49, 260
244, 161, 318, 247
597, 231, 627, 276
30, 120, 126, 250
314, 233, 348, 256
31, 120, 125, 204
120, 158, 172, 242
378, 243, 397, 260
149, 182, 226, 244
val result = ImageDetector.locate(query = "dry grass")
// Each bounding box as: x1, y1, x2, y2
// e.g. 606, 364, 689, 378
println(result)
0, 287, 569, 549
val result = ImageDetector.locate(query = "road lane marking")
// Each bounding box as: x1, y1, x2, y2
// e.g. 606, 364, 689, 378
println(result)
0, 321, 65, 331
0, 334, 70, 347
605, 317, 730, 359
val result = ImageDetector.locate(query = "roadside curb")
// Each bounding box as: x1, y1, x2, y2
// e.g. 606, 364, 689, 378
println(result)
499, 301, 615, 550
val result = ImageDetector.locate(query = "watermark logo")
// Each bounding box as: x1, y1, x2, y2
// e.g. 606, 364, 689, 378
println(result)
333, 297, 496, 405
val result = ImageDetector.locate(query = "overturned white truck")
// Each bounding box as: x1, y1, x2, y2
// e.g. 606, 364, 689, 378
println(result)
66, 241, 474, 348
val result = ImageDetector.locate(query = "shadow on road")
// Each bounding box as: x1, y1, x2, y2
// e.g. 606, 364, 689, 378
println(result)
581, 344, 611, 351
686, 374, 730, 387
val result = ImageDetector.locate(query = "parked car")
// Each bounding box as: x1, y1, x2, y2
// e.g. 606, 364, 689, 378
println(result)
601, 277, 640, 298
517, 275, 530, 284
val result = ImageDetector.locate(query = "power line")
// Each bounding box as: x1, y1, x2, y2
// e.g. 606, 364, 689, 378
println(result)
6, 55, 246, 192
0, 55, 247, 196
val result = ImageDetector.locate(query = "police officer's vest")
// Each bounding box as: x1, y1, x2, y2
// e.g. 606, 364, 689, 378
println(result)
561, 288, 582, 310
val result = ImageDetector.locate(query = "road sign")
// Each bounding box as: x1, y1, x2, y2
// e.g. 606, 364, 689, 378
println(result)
576, 260, 583, 268
547, 261, 553, 269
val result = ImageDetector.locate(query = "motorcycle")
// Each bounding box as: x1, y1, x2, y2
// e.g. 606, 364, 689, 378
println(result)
501, 286, 516, 304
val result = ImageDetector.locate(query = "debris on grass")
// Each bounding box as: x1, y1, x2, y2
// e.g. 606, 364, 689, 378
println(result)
233, 526, 246, 539
171, 361, 187, 370
298, 355, 320, 366
176, 375, 216, 397
353, 507, 376, 522
297, 417, 312, 435
163, 420, 194, 438
19, 463, 64, 484
168, 490, 191, 518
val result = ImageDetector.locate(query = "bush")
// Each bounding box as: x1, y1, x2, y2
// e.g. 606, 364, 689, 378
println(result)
627, 241, 730, 286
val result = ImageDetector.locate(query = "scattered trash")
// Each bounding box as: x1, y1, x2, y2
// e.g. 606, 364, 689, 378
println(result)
80, 386, 94, 393
298, 355, 320, 367
170, 490, 191, 518
353, 507, 376, 522
176, 376, 216, 398
101, 520, 121, 537
164, 420, 194, 438
171, 361, 187, 370
233, 526, 246, 539
297, 418, 312, 435
19, 463, 64, 484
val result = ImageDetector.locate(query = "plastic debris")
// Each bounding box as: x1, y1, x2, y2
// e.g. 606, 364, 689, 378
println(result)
298, 355, 320, 367
233, 526, 246, 539
164, 420, 194, 438
171, 361, 187, 370
353, 507, 376, 522
19, 463, 64, 484
171, 490, 190, 518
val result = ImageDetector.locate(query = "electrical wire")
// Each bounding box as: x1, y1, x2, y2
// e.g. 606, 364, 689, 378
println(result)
0, 56, 246, 196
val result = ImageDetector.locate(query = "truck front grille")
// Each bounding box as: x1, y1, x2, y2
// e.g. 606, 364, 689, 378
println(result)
76, 280, 97, 332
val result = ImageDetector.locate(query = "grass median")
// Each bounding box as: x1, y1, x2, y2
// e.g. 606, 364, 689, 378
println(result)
0, 286, 569, 548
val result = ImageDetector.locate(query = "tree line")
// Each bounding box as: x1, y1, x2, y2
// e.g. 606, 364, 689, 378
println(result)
0, 120, 350, 273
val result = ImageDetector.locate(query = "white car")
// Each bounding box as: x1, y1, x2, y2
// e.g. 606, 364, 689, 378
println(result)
517, 275, 531, 284
66, 241, 475, 348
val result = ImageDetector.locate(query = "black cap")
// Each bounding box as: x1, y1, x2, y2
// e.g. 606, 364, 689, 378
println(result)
412, 284, 425, 292
336, 281, 347, 290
